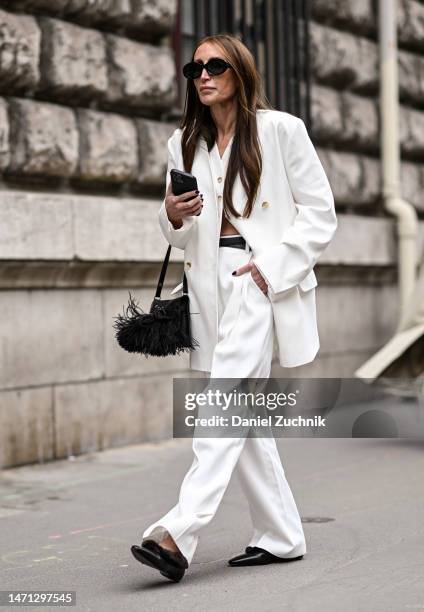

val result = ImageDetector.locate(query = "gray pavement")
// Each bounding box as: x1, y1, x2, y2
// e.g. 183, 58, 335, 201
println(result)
0, 436, 424, 612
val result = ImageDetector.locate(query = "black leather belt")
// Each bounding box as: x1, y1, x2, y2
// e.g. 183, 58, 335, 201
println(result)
219, 235, 251, 251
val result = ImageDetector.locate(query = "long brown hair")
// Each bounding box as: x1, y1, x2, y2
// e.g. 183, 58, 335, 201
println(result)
179, 34, 274, 219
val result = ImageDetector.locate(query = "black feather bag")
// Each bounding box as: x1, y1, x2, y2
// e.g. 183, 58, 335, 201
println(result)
113, 244, 199, 357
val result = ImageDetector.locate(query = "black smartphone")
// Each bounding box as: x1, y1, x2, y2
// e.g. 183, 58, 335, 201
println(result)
170, 169, 201, 216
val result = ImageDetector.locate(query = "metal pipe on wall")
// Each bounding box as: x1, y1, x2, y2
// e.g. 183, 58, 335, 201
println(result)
379, 0, 418, 329
354, 0, 420, 382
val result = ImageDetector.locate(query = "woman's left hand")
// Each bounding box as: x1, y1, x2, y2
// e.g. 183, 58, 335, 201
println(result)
232, 262, 268, 295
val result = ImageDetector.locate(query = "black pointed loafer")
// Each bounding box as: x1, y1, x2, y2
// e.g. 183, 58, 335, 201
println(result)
228, 546, 304, 567
131, 539, 188, 582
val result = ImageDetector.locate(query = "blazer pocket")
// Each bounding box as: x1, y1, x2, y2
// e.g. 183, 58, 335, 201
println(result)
298, 270, 318, 292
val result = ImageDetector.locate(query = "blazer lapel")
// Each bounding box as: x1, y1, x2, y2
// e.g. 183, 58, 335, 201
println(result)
197, 134, 246, 217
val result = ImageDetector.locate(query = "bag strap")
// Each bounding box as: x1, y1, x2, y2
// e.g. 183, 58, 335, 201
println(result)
155, 244, 188, 299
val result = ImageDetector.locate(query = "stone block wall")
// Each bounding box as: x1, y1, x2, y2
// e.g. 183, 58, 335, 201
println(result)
0, 3, 177, 188
310, 0, 424, 215
0, 0, 185, 469
1, 0, 423, 468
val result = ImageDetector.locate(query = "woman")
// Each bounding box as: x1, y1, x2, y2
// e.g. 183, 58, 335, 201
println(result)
131, 34, 337, 582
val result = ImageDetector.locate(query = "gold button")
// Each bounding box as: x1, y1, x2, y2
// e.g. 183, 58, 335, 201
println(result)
261, 201, 269, 209
217, 177, 223, 183
186, 261, 191, 268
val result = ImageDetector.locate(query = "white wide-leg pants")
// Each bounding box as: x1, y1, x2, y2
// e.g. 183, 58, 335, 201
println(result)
142, 239, 307, 565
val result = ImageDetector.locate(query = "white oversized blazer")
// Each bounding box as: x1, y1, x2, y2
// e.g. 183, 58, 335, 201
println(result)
158, 109, 338, 372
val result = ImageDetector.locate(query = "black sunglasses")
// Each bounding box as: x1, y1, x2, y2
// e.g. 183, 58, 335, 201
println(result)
183, 57, 232, 79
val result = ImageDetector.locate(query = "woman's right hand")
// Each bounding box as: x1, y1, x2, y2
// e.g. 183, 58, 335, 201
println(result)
165, 182, 203, 229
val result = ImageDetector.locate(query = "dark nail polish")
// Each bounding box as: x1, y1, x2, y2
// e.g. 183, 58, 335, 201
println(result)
195, 189, 199, 194
232, 271, 236, 275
